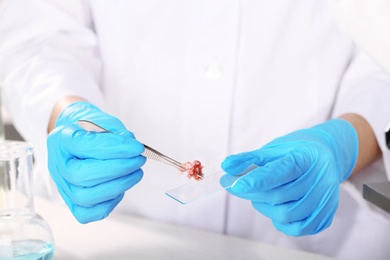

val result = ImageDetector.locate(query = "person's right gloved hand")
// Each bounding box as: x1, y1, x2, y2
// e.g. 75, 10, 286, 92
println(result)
47, 101, 146, 223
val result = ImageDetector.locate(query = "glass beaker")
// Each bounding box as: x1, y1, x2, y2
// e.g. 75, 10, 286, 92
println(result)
0, 141, 54, 259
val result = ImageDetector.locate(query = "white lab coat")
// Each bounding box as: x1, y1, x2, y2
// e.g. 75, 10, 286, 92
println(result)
334, 0, 390, 73
1, 1, 390, 259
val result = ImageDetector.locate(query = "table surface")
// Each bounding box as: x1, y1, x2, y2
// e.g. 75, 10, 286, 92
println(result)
35, 197, 334, 260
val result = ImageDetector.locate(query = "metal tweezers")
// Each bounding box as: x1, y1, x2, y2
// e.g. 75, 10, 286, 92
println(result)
77, 119, 186, 171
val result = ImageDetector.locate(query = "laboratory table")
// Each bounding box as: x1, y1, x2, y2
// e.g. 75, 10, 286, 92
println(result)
35, 197, 334, 260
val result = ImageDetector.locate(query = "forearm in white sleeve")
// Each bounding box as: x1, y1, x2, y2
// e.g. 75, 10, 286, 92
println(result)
0, 0, 105, 146
332, 49, 390, 179
334, 0, 390, 73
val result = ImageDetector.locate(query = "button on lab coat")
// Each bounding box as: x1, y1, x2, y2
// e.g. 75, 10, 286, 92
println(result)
1, 1, 390, 259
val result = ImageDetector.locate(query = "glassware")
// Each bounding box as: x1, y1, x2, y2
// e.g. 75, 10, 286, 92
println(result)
0, 141, 54, 259
165, 164, 258, 204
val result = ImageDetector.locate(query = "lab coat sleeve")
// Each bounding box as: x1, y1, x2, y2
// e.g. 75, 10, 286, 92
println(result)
0, 0, 105, 146
334, 0, 390, 74
332, 49, 390, 179
0, 0, 105, 199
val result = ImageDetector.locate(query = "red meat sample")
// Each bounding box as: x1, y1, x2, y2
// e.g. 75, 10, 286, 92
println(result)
180, 160, 204, 181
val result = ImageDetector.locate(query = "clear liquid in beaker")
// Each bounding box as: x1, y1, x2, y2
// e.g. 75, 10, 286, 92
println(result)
0, 141, 54, 259
9, 240, 54, 260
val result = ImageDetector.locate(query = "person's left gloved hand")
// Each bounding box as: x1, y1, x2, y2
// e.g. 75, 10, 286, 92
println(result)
221, 119, 358, 236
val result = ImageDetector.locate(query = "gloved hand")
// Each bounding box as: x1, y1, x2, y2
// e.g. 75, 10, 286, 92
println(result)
221, 119, 358, 236
47, 101, 146, 223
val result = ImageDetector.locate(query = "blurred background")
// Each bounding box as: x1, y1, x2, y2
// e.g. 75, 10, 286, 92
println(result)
2, 108, 24, 141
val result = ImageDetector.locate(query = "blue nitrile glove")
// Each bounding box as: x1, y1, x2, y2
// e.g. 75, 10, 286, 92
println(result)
221, 119, 358, 236
47, 101, 146, 223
